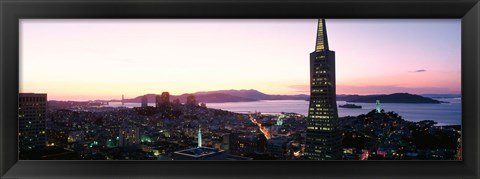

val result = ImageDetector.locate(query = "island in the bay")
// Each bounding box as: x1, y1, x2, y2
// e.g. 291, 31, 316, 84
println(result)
338, 93, 448, 104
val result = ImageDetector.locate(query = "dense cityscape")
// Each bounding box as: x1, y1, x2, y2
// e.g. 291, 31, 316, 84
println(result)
18, 92, 461, 160
19, 19, 462, 160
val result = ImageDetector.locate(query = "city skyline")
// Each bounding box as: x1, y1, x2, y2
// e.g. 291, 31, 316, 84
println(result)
18, 19, 462, 161
20, 19, 461, 101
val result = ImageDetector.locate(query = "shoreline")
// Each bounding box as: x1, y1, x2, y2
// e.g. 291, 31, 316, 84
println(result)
62, 100, 462, 127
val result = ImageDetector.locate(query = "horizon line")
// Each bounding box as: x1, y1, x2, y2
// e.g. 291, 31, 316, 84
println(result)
19, 89, 462, 102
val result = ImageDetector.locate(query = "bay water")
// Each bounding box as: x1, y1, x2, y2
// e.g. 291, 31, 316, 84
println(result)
108, 98, 461, 126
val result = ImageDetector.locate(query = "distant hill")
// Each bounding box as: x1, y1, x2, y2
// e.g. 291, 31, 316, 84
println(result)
112, 89, 309, 103
113, 93, 255, 103
106, 90, 449, 104
421, 94, 461, 99
173, 93, 257, 103
336, 94, 361, 101
195, 89, 269, 100
345, 93, 446, 104
196, 89, 309, 100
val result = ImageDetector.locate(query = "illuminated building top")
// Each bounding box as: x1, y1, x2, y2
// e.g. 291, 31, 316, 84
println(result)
315, 19, 329, 52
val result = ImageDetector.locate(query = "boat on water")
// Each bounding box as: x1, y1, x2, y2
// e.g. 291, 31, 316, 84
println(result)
339, 103, 362, 109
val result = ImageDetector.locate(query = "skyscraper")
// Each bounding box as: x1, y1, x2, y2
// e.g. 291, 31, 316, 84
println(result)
186, 95, 197, 107
156, 92, 170, 108
141, 95, 148, 107
19, 93, 47, 151
118, 127, 140, 148
304, 19, 342, 160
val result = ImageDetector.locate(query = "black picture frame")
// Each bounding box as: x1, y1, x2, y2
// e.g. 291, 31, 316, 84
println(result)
1, 0, 479, 178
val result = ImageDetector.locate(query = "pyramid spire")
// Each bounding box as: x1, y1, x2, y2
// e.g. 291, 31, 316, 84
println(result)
315, 19, 329, 52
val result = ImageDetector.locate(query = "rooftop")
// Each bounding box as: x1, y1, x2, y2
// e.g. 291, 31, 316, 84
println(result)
19, 93, 47, 97
174, 147, 224, 158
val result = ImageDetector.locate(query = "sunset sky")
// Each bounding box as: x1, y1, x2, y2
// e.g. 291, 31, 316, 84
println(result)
20, 19, 461, 101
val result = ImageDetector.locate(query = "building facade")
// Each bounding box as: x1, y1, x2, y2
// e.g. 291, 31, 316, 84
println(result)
229, 132, 266, 156
118, 127, 140, 148
19, 93, 47, 151
304, 19, 342, 160
266, 137, 289, 160
156, 92, 170, 108
141, 95, 148, 107
186, 95, 197, 107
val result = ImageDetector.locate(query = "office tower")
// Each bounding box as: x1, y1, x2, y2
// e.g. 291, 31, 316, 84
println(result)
161, 92, 170, 105
122, 94, 124, 105
156, 92, 170, 108
155, 95, 161, 107
266, 137, 289, 160
141, 95, 148, 107
19, 93, 47, 151
173, 98, 181, 105
186, 95, 197, 107
304, 19, 342, 160
118, 128, 140, 148
229, 132, 267, 156
221, 134, 230, 151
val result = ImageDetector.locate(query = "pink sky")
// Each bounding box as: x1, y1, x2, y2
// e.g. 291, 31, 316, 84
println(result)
20, 19, 461, 100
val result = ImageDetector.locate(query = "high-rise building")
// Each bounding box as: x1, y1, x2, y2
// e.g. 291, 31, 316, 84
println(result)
118, 128, 140, 148
155, 95, 161, 107
19, 93, 47, 151
266, 137, 289, 160
161, 92, 170, 105
229, 132, 266, 156
156, 92, 170, 108
186, 95, 197, 107
304, 19, 342, 160
141, 95, 148, 107
173, 98, 181, 105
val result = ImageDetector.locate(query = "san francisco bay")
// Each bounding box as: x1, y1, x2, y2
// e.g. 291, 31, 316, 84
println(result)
108, 97, 461, 126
